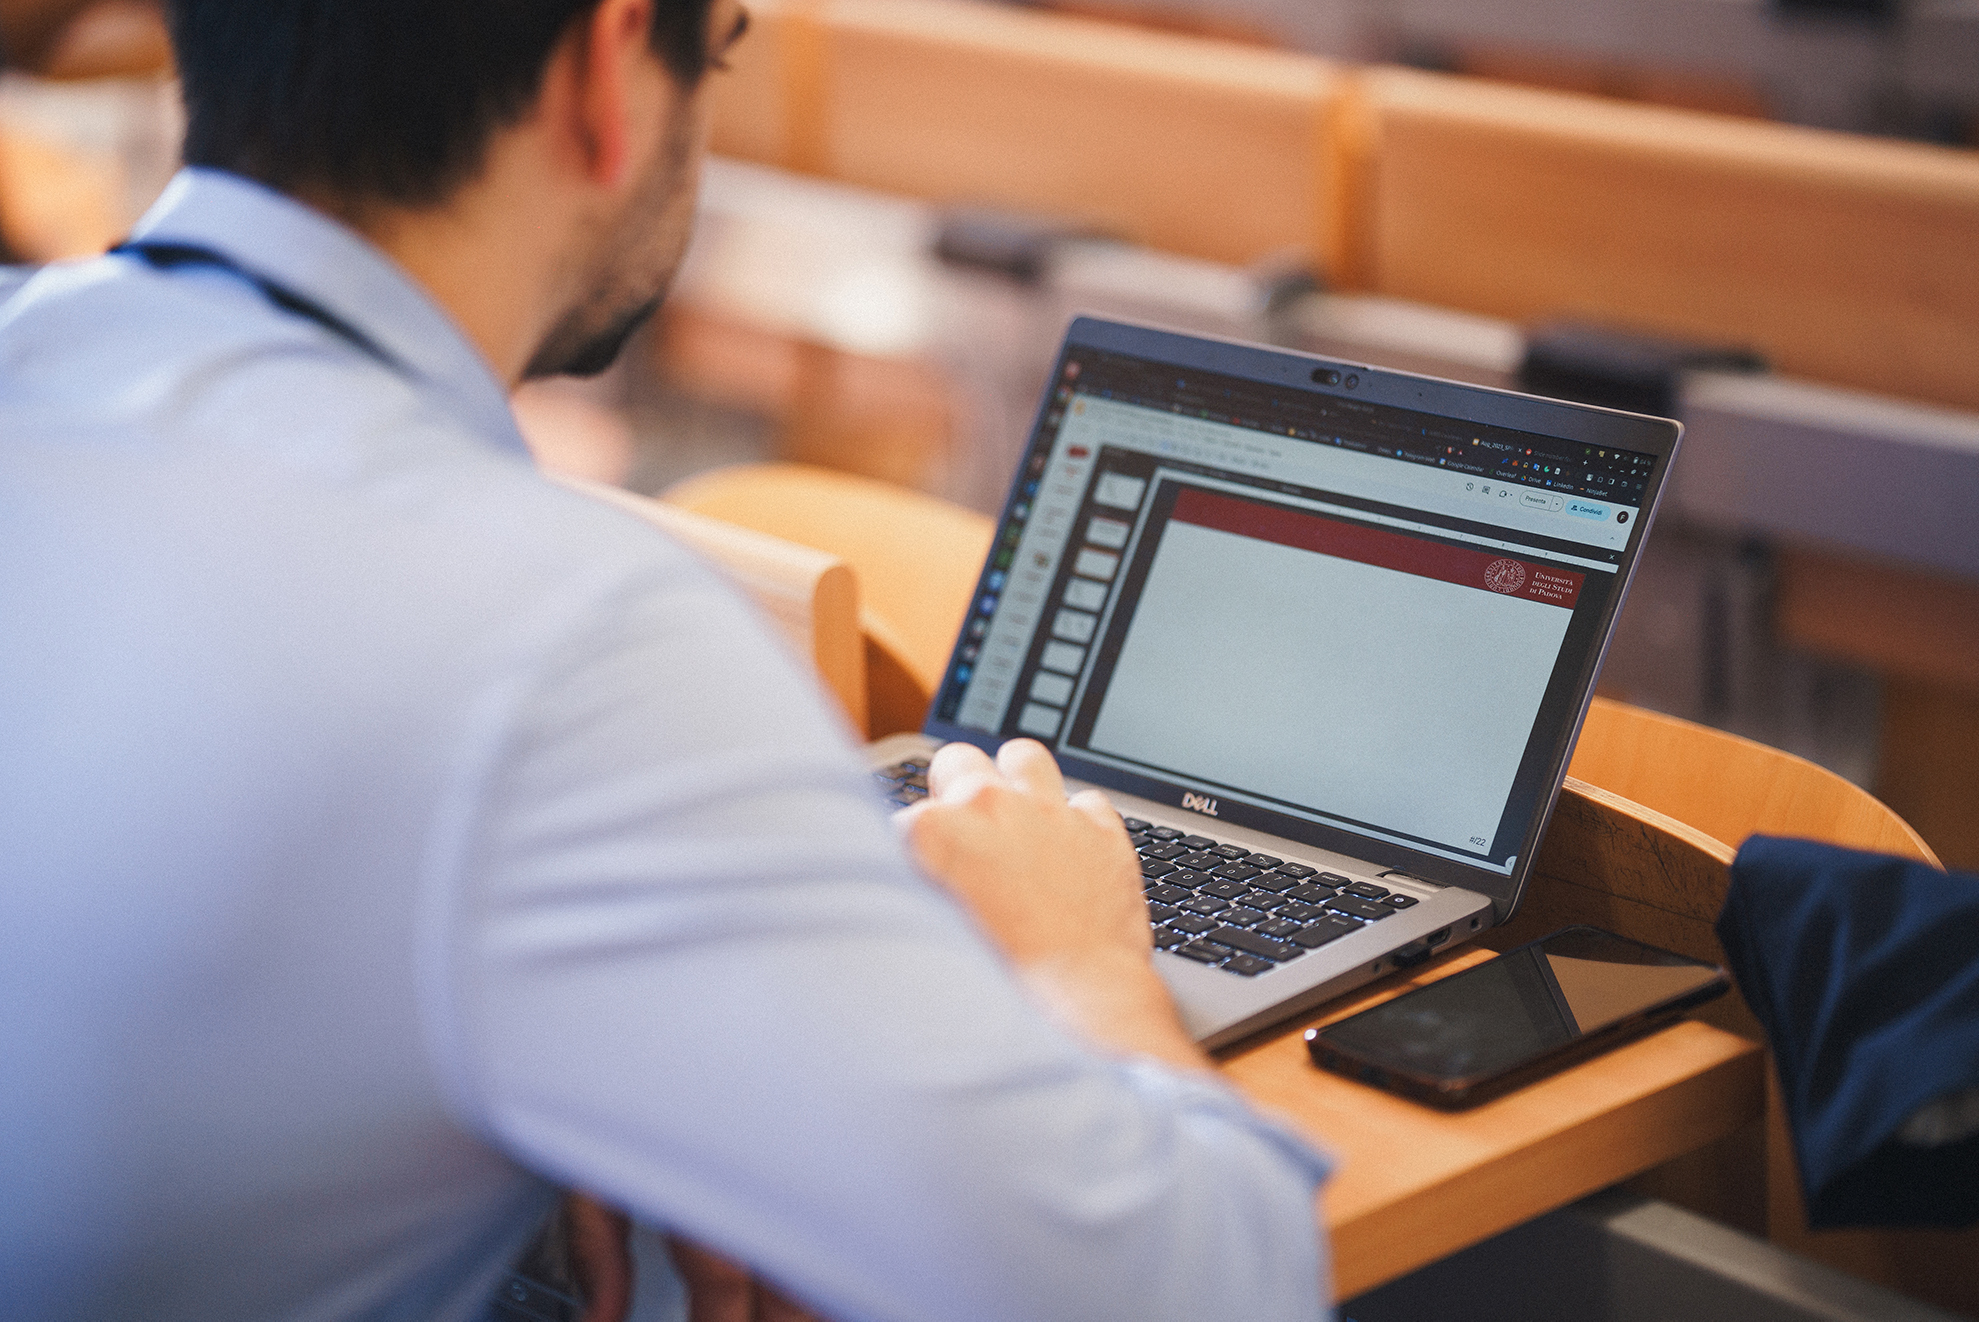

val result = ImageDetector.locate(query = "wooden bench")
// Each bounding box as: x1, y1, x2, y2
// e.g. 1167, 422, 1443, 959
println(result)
1346, 66, 1979, 413
707, 0, 1979, 416
709, 0, 1341, 267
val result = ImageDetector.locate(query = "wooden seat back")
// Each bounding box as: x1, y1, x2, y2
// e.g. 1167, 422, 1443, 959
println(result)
1320, 67, 1979, 413
706, 1, 1979, 415
1567, 697, 1941, 864
665, 462, 992, 737
709, 0, 1342, 267
1503, 700, 1938, 1062
1530, 699, 1971, 1314
553, 474, 867, 733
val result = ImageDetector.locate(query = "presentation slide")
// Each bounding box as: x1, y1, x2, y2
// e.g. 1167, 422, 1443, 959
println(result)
1084, 488, 1580, 854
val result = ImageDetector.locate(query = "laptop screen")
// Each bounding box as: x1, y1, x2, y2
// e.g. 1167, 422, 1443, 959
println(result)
928, 327, 1666, 880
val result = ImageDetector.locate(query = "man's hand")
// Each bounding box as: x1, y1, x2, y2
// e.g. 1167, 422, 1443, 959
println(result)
667, 1237, 822, 1322
558, 1197, 821, 1322
564, 1194, 633, 1322
898, 739, 1208, 1071
649, 743, 1202, 1321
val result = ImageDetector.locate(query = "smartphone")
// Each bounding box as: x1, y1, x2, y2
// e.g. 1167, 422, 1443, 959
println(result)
1305, 926, 1728, 1109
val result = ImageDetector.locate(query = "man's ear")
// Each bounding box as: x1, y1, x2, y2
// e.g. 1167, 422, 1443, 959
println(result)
565, 0, 660, 190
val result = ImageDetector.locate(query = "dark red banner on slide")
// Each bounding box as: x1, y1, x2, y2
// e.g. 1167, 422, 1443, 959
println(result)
1173, 487, 1584, 609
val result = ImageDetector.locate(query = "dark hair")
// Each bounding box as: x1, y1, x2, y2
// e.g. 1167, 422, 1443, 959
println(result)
167, 0, 715, 207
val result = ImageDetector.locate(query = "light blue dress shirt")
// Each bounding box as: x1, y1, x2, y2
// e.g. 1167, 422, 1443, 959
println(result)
0, 168, 1331, 1322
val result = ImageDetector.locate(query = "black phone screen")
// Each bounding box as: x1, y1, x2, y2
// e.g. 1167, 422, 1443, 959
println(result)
1312, 927, 1725, 1093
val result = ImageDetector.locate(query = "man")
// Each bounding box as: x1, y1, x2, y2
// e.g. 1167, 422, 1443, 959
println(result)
0, 3, 1331, 1319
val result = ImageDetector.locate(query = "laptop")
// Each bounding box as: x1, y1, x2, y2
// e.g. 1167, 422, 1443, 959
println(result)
868, 317, 1681, 1049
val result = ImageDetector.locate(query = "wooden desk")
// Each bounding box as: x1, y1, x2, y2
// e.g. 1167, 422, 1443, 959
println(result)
619, 482, 1771, 1297
1217, 948, 1764, 1301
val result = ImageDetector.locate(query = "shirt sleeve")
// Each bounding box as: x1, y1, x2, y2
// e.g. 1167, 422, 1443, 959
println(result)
1717, 836, 1979, 1230
429, 547, 1333, 1322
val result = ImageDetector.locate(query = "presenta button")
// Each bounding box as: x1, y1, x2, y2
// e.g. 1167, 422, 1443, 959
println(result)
1565, 500, 1609, 519
1519, 491, 1565, 511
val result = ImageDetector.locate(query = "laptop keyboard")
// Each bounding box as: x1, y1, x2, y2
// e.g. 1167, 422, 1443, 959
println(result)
873, 758, 1420, 978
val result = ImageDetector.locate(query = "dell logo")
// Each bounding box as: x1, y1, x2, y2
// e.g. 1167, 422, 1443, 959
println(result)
1181, 792, 1220, 817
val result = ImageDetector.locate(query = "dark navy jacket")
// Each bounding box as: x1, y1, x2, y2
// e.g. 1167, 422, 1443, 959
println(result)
1719, 836, 1979, 1229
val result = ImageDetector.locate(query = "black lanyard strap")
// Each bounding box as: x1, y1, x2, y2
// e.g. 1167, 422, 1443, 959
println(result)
111, 240, 402, 372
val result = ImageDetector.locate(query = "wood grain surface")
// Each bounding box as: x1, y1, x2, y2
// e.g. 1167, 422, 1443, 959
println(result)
1217, 947, 1762, 1301
666, 461, 992, 735
709, 0, 1341, 267
1566, 698, 1940, 865
555, 475, 869, 732
711, 3, 1979, 413
1355, 66, 1979, 413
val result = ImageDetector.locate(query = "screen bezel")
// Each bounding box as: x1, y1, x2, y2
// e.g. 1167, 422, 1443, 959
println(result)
923, 316, 1683, 923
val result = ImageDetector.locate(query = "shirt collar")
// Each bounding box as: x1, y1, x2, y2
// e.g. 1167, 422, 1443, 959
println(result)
131, 167, 529, 457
